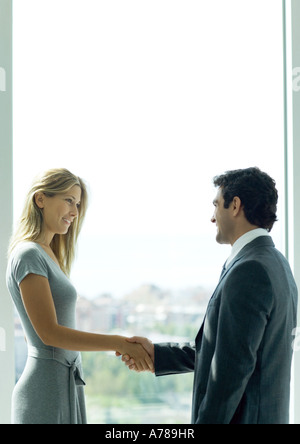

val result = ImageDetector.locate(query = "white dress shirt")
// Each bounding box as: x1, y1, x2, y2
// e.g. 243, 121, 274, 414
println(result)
225, 228, 270, 270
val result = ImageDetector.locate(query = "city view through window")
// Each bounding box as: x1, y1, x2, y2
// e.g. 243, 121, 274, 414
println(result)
13, 0, 285, 423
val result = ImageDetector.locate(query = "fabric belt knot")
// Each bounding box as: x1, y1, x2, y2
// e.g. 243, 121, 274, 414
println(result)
28, 345, 86, 424
71, 360, 85, 387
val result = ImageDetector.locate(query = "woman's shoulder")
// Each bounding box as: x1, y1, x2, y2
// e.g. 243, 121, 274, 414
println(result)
7, 242, 49, 284
8, 241, 47, 271
10, 241, 42, 261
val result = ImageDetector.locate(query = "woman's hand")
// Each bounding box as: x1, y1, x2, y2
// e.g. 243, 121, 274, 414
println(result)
117, 338, 154, 373
116, 337, 155, 373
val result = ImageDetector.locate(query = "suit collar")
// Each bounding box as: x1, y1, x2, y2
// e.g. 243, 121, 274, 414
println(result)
233, 235, 274, 258
226, 229, 270, 268
220, 236, 275, 282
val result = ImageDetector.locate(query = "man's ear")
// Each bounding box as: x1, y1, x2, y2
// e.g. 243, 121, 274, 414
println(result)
34, 192, 45, 209
232, 196, 243, 216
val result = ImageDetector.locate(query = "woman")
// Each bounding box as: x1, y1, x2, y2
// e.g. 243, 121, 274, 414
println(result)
6, 168, 153, 424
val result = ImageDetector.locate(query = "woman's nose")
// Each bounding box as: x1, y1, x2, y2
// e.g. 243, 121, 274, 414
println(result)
70, 205, 79, 218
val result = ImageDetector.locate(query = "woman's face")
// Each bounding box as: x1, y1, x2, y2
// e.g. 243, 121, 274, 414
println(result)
35, 185, 82, 242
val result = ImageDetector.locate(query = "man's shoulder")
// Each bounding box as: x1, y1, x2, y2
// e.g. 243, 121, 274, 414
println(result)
228, 259, 271, 282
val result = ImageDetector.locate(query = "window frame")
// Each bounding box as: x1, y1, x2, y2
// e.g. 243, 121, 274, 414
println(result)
0, 0, 14, 425
284, 0, 300, 424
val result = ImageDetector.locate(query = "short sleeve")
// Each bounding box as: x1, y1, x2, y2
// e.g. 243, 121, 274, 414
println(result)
11, 244, 49, 286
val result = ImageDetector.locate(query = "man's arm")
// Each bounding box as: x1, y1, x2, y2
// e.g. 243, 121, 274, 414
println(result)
121, 336, 195, 375
155, 342, 195, 375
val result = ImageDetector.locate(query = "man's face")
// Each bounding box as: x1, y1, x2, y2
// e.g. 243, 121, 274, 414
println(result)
211, 187, 234, 245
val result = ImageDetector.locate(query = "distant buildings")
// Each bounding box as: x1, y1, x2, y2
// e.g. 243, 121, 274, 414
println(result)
76, 283, 210, 336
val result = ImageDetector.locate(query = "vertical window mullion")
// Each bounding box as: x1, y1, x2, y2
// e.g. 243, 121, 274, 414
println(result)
0, 0, 14, 425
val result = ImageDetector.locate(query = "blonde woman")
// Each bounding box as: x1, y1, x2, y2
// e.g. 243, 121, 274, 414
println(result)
6, 168, 153, 424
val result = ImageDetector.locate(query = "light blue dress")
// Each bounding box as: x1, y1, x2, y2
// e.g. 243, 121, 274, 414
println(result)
6, 242, 87, 424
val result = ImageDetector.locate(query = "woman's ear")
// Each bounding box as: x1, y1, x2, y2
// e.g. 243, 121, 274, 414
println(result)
34, 192, 45, 209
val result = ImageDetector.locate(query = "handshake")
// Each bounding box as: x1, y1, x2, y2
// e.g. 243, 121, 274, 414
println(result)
116, 336, 155, 373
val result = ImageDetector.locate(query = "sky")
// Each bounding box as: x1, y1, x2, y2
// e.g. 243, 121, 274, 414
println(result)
12, 0, 285, 297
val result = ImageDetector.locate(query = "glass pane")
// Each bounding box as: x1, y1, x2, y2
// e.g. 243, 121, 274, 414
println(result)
13, 0, 284, 423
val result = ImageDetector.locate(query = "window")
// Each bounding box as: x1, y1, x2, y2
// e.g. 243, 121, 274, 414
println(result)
0, 0, 14, 425
12, 0, 287, 424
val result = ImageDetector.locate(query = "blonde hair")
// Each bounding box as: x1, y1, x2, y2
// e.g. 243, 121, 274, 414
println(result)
9, 168, 88, 275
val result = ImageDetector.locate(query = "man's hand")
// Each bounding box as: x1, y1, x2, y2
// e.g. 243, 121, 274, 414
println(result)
116, 336, 155, 372
117, 338, 154, 372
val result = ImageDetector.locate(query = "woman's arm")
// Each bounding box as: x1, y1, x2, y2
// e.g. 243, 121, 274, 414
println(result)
20, 273, 154, 372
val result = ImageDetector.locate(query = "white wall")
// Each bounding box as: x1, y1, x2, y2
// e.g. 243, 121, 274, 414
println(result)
0, 0, 15, 424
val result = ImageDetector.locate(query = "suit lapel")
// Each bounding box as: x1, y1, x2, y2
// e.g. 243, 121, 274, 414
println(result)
218, 235, 275, 284
194, 236, 275, 345
194, 255, 245, 345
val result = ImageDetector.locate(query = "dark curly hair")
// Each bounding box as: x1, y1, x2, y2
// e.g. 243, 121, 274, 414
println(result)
213, 167, 278, 232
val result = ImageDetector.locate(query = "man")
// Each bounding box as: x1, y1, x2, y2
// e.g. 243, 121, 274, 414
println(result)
122, 167, 298, 424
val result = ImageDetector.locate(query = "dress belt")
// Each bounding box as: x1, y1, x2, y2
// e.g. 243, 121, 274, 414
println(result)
28, 345, 86, 424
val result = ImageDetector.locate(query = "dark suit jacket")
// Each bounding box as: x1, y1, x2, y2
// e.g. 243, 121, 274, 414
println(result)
154, 236, 298, 424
